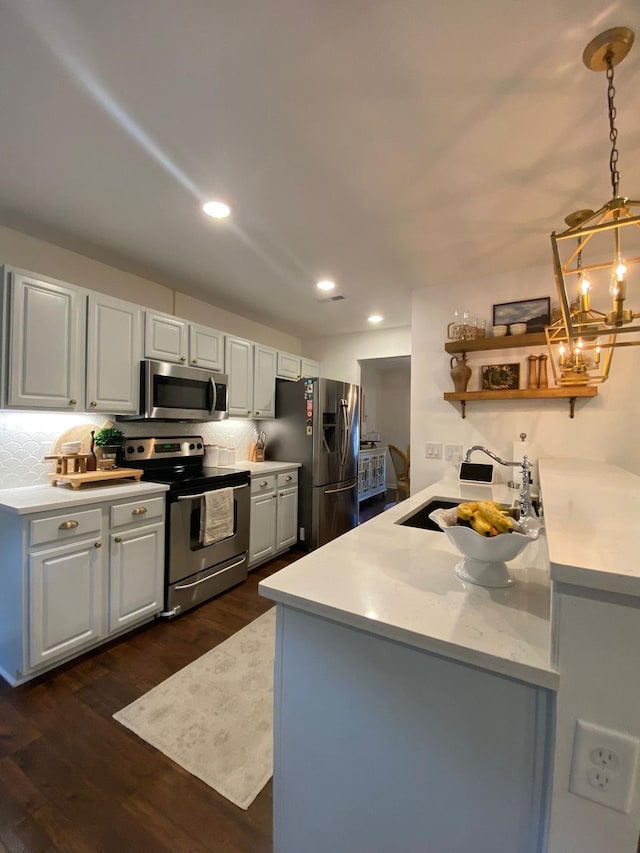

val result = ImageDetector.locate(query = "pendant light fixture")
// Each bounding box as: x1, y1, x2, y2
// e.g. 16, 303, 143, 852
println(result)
547, 26, 639, 384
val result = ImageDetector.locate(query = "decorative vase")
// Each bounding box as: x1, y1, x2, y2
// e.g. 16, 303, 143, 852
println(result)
450, 354, 472, 392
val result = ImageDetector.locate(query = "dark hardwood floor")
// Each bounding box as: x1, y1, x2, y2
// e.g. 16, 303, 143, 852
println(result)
0, 554, 302, 853
358, 488, 400, 524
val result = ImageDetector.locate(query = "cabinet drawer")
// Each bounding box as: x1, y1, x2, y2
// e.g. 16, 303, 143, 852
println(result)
30, 507, 102, 548
277, 470, 298, 489
251, 475, 276, 495
110, 496, 164, 528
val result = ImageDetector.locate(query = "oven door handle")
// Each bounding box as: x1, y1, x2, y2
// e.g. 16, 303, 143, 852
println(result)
209, 377, 217, 415
176, 484, 248, 501
173, 555, 247, 590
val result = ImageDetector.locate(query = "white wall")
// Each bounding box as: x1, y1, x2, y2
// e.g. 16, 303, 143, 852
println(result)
305, 327, 411, 385
410, 263, 640, 492
0, 225, 302, 353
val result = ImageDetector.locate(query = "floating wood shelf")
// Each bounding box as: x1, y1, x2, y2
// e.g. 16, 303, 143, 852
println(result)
444, 387, 598, 419
445, 332, 547, 355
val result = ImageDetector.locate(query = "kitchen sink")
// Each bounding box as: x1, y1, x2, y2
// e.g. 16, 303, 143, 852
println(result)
397, 497, 460, 532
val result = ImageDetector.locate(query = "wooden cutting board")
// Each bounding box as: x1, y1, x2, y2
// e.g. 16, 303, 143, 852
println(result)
48, 468, 144, 489
51, 421, 115, 455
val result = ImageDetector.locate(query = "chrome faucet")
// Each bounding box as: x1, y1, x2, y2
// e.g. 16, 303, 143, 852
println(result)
463, 446, 533, 518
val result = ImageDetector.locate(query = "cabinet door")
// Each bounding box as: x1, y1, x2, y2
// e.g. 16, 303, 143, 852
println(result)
144, 312, 188, 363
359, 455, 371, 499
253, 344, 277, 419
86, 293, 142, 414
189, 323, 225, 371
249, 492, 277, 565
225, 336, 253, 417
109, 522, 164, 632
277, 486, 298, 550
29, 537, 104, 669
301, 357, 320, 378
277, 352, 301, 380
9, 272, 85, 410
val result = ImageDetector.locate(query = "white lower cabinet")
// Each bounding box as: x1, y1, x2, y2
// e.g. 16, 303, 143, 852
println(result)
0, 489, 166, 686
109, 522, 164, 631
249, 469, 298, 568
29, 537, 104, 669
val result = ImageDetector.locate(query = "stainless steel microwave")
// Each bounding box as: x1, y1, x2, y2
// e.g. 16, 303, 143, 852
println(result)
121, 359, 229, 421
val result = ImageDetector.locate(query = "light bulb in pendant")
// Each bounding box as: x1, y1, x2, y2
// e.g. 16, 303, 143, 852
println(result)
558, 342, 566, 366
579, 272, 591, 312
594, 337, 601, 366
610, 255, 627, 296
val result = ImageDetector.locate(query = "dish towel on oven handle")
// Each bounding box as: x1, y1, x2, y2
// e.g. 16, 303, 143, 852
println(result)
199, 488, 234, 545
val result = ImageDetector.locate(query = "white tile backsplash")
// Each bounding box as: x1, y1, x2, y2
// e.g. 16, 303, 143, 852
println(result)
0, 412, 266, 487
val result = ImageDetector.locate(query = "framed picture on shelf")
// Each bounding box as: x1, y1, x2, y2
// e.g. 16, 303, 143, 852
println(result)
481, 363, 520, 391
492, 297, 551, 332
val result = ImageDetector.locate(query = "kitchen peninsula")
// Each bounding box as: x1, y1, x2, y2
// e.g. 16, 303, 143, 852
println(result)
260, 459, 640, 853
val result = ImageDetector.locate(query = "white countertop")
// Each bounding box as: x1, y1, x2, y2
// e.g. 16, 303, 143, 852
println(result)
0, 480, 169, 514
221, 460, 301, 476
540, 457, 640, 597
260, 475, 557, 689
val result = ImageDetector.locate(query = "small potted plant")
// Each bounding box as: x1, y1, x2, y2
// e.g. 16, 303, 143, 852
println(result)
93, 427, 125, 469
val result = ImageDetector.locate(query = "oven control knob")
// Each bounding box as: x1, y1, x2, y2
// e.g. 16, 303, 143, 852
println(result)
126, 446, 135, 453
189, 443, 195, 450
138, 446, 145, 453
197, 442, 202, 449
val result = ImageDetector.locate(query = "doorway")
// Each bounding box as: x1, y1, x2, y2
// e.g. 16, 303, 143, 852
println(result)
358, 355, 411, 521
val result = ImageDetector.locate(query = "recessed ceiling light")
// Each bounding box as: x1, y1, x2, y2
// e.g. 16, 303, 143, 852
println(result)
202, 200, 231, 219
368, 314, 383, 324
317, 279, 336, 291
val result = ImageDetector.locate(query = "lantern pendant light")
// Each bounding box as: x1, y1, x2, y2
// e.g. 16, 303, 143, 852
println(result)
547, 26, 639, 384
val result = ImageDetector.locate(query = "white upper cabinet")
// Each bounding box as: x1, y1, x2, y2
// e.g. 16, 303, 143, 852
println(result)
144, 311, 189, 363
7, 270, 85, 410
253, 344, 277, 419
301, 357, 320, 378
277, 352, 320, 381
145, 311, 225, 372
86, 293, 142, 414
277, 351, 301, 381
188, 323, 225, 371
225, 336, 254, 417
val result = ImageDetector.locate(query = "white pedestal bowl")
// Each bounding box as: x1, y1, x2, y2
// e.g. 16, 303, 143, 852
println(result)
428, 507, 543, 588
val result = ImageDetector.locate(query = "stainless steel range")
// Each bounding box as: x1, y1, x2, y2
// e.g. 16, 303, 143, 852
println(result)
124, 436, 250, 617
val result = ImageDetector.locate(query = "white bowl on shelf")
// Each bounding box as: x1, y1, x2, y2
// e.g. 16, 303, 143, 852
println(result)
492, 325, 508, 337
509, 323, 528, 336
428, 506, 543, 588
61, 441, 81, 454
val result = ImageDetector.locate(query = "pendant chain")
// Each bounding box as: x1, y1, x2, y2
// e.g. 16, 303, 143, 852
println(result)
606, 51, 620, 198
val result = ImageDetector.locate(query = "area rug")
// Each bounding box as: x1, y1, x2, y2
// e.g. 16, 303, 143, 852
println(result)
113, 608, 276, 809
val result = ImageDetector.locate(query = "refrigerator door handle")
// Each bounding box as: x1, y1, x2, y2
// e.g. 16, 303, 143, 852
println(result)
339, 399, 349, 466
324, 479, 357, 495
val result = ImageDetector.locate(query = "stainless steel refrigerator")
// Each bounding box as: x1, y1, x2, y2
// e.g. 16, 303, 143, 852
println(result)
269, 378, 359, 550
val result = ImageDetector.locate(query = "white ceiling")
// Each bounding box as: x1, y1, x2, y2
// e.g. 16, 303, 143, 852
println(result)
0, 1, 639, 338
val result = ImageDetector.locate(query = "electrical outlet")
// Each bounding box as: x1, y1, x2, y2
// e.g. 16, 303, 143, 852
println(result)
569, 719, 640, 812
424, 442, 442, 460
444, 444, 462, 462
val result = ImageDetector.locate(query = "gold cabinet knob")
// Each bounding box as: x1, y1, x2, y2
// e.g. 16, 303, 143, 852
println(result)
132, 507, 148, 515
285, 475, 293, 481
69, 399, 77, 406
260, 481, 268, 487
192, 359, 198, 364
94, 541, 102, 548
114, 536, 122, 543
90, 401, 97, 407
58, 519, 79, 530
180, 356, 186, 362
